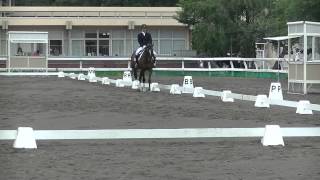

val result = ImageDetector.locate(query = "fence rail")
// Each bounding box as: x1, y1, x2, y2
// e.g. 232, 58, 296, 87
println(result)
0, 57, 288, 73
1, 127, 320, 140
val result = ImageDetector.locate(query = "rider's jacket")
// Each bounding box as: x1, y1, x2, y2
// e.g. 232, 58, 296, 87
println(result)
138, 32, 152, 47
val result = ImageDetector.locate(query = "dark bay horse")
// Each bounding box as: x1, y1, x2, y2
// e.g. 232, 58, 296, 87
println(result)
131, 44, 154, 91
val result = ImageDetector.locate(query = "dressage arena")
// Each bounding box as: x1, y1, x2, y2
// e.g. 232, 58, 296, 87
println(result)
0, 74, 320, 179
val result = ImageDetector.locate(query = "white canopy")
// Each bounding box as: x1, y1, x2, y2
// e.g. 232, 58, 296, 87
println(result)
8, 31, 48, 44
264, 35, 301, 41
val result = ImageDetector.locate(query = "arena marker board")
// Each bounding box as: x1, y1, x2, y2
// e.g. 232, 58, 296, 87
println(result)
182, 76, 194, 93
122, 71, 132, 83
88, 67, 97, 82
269, 82, 283, 100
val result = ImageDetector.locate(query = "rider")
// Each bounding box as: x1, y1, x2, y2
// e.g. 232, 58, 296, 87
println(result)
135, 24, 156, 67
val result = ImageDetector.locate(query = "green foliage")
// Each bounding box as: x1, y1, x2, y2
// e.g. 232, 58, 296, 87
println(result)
177, 0, 320, 57
285, 0, 320, 21
177, 0, 272, 57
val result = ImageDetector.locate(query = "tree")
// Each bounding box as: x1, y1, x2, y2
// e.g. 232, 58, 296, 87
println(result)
178, 0, 320, 57
177, 0, 273, 57
285, 0, 320, 22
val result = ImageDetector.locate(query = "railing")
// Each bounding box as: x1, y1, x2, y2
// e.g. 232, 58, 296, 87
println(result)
0, 56, 288, 73
2, 11, 176, 18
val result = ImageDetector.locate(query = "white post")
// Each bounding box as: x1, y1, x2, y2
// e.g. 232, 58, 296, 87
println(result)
7, 33, 10, 72
230, 61, 234, 69
288, 38, 291, 92
303, 22, 307, 94
46, 40, 48, 72
312, 37, 315, 61
243, 61, 248, 69
182, 59, 185, 70
27, 56, 30, 68
277, 40, 280, 82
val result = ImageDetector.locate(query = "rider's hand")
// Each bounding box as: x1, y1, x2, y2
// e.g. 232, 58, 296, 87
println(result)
143, 45, 146, 48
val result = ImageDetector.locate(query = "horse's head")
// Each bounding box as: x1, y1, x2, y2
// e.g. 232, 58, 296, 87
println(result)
142, 43, 153, 62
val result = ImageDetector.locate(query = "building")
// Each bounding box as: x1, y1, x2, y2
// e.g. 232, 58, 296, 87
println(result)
0, 6, 193, 69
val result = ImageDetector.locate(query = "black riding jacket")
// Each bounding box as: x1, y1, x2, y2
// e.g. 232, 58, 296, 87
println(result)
138, 32, 152, 47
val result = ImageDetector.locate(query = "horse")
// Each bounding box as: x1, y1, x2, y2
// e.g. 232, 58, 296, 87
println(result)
131, 44, 155, 91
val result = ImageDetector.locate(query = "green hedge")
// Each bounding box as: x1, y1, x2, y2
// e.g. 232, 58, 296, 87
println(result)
93, 71, 287, 80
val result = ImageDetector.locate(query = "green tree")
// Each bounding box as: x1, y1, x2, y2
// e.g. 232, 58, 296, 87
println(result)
177, 0, 320, 57
177, 0, 272, 57
285, 0, 320, 21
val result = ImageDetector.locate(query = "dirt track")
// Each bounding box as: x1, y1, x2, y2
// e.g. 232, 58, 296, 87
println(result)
0, 76, 319, 180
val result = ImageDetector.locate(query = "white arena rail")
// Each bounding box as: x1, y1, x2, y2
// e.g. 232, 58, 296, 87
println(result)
61, 72, 320, 112
1, 127, 320, 140
0, 57, 288, 73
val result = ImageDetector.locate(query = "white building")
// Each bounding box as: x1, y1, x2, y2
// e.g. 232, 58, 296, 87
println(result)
0, 6, 193, 68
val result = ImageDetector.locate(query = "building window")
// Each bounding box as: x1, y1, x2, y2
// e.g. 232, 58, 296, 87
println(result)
125, 39, 133, 56
99, 32, 110, 39
99, 40, 109, 56
112, 40, 124, 56
85, 32, 97, 38
314, 37, 320, 61
71, 40, 84, 56
173, 40, 186, 51
49, 40, 62, 56
0, 40, 7, 56
160, 40, 172, 55
85, 40, 97, 56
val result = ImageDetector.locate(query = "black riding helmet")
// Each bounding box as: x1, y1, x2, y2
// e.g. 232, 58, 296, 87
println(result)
141, 24, 147, 31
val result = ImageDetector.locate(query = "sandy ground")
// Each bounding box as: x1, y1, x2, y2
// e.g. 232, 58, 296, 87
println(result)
0, 75, 320, 180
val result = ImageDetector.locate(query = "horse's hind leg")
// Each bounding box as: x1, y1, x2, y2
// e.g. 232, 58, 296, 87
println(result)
142, 71, 147, 91
139, 70, 144, 91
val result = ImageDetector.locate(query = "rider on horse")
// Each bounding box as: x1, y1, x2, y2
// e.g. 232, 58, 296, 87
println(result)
134, 24, 156, 67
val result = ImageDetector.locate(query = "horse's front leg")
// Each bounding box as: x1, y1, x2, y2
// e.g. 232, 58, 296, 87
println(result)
133, 68, 137, 80
148, 70, 152, 91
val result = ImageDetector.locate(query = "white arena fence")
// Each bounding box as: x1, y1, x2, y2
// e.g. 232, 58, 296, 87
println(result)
0, 57, 288, 73
1, 126, 320, 149
63, 72, 320, 113
0, 71, 319, 149
1, 127, 320, 140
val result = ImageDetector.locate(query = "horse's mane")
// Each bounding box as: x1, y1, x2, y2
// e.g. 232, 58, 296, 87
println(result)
140, 44, 153, 65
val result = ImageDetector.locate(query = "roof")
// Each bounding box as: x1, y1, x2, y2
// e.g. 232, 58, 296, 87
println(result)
264, 35, 301, 41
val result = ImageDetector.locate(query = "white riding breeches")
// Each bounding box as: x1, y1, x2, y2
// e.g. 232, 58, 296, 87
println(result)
135, 47, 144, 55
135, 47, 157, 56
